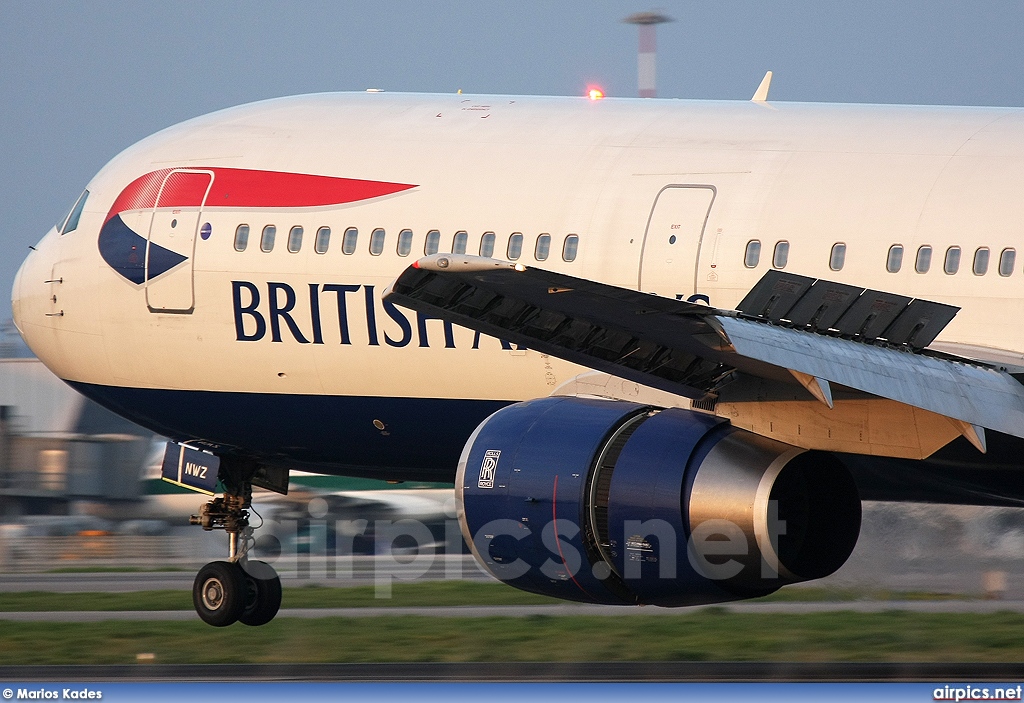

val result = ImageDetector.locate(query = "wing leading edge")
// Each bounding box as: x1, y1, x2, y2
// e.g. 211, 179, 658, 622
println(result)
383, 256, 1024, 446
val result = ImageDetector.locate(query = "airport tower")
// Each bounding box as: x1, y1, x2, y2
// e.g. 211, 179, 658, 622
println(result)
623, 11, 673, 98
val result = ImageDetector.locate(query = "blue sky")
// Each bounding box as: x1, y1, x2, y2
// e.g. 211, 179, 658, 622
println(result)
2, 1, 1023, 306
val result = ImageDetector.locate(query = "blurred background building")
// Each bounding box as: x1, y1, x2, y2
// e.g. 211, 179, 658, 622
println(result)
0, 322, 153, 517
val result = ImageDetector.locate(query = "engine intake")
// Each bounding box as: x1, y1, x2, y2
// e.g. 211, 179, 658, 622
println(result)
457, 397, 861, 606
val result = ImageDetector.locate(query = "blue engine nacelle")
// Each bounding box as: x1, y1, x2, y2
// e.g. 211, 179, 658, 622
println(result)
457, 396, 861, 606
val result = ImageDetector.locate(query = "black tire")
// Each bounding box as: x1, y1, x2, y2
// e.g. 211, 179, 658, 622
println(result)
193, 561, 246, 627
238, 560, 282, 627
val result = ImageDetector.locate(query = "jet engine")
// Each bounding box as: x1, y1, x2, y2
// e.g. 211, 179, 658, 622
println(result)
456, 396, 861, 606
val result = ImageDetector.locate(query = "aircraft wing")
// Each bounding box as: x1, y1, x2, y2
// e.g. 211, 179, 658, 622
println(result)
383, 255, 1024, 442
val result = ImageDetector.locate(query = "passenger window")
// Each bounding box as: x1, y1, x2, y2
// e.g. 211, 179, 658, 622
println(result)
744, 240, 761, 268
453, 231, 468, 255
234, 224, 250, 252
944, 246, 961, 274
479, 232, 496, 258
915, 245, 932, 273
314, 227, 331, 254
886, 244, 903, 273
829, 243, 846, 271
563, 234, 579, 262
397, 229, 413, 257
973, 247, 990, 275
424, 230, 440, 255
342, 227, 358, 255
60, 190, 90, 235
773, 241, 789, 269
260, 225, 276, 253
535, 233, 551, 261
370, 228, 386, 256
507, 233, 523, 260
1000, 248, 1016, 277
287, 226, 303, 253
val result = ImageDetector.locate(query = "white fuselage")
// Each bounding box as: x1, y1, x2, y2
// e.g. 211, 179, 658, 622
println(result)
12, 92, 1024, 476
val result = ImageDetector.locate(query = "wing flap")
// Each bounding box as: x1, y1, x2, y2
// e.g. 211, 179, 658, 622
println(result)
715, 316, 1024, 439
384, 256, 1024, 440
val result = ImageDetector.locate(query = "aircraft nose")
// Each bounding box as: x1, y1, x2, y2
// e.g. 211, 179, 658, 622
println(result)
11, 244, 32, 336
11, 228, 58, 347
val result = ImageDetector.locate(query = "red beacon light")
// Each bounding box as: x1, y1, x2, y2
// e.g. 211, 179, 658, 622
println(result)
587, 87, 605, 101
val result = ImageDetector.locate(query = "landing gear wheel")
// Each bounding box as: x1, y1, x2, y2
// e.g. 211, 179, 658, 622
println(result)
193, 561, 246, 627
238, 560, 282, 627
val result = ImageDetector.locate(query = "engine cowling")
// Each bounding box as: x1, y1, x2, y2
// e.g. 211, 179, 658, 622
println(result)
456, 396, 861, 606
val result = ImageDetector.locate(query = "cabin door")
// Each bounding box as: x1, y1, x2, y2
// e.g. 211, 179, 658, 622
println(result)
145, 169, 214, 313
638, 185, 716, 300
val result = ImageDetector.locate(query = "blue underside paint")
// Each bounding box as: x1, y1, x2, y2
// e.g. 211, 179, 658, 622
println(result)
67, 381, 512, 482
97, 214, 188, 285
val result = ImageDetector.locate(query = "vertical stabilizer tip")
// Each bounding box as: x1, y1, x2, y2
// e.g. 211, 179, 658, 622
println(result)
752, 71, 773, 103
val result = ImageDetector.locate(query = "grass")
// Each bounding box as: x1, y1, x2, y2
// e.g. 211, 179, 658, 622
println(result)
0, 581, 973, 612
0, 582, 1009, 664
752, 586, 976, 602
0, 611, 1023, 664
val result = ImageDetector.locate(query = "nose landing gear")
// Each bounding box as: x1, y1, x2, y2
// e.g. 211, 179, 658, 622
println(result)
237, 558, 283, 626
193, 560, 248, 627
192, 558, 282, 627
189, 475, 282, 627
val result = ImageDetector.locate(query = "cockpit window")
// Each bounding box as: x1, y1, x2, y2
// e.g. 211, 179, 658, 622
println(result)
59, 190, 89, 235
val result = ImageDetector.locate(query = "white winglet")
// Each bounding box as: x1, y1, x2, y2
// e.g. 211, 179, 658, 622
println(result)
751, 71, 773, 103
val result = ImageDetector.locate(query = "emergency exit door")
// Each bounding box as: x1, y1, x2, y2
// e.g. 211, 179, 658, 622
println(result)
638, 185, 716, 299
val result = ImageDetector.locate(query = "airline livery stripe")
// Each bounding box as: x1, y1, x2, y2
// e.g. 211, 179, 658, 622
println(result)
104, 167, 417, 223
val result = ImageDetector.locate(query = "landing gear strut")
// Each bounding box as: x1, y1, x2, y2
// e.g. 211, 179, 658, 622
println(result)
189, 462, 282, 627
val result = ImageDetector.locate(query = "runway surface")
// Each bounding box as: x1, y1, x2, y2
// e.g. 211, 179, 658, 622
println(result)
0, 556, 490, 591
0, 661, 1023, 681
3, 600, 1024, 621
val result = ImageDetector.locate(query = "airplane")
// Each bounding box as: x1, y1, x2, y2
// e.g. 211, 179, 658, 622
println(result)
12, 88, 1024, 627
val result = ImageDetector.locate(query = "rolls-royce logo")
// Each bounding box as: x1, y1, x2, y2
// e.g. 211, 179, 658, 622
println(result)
478, 449, 500, 489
